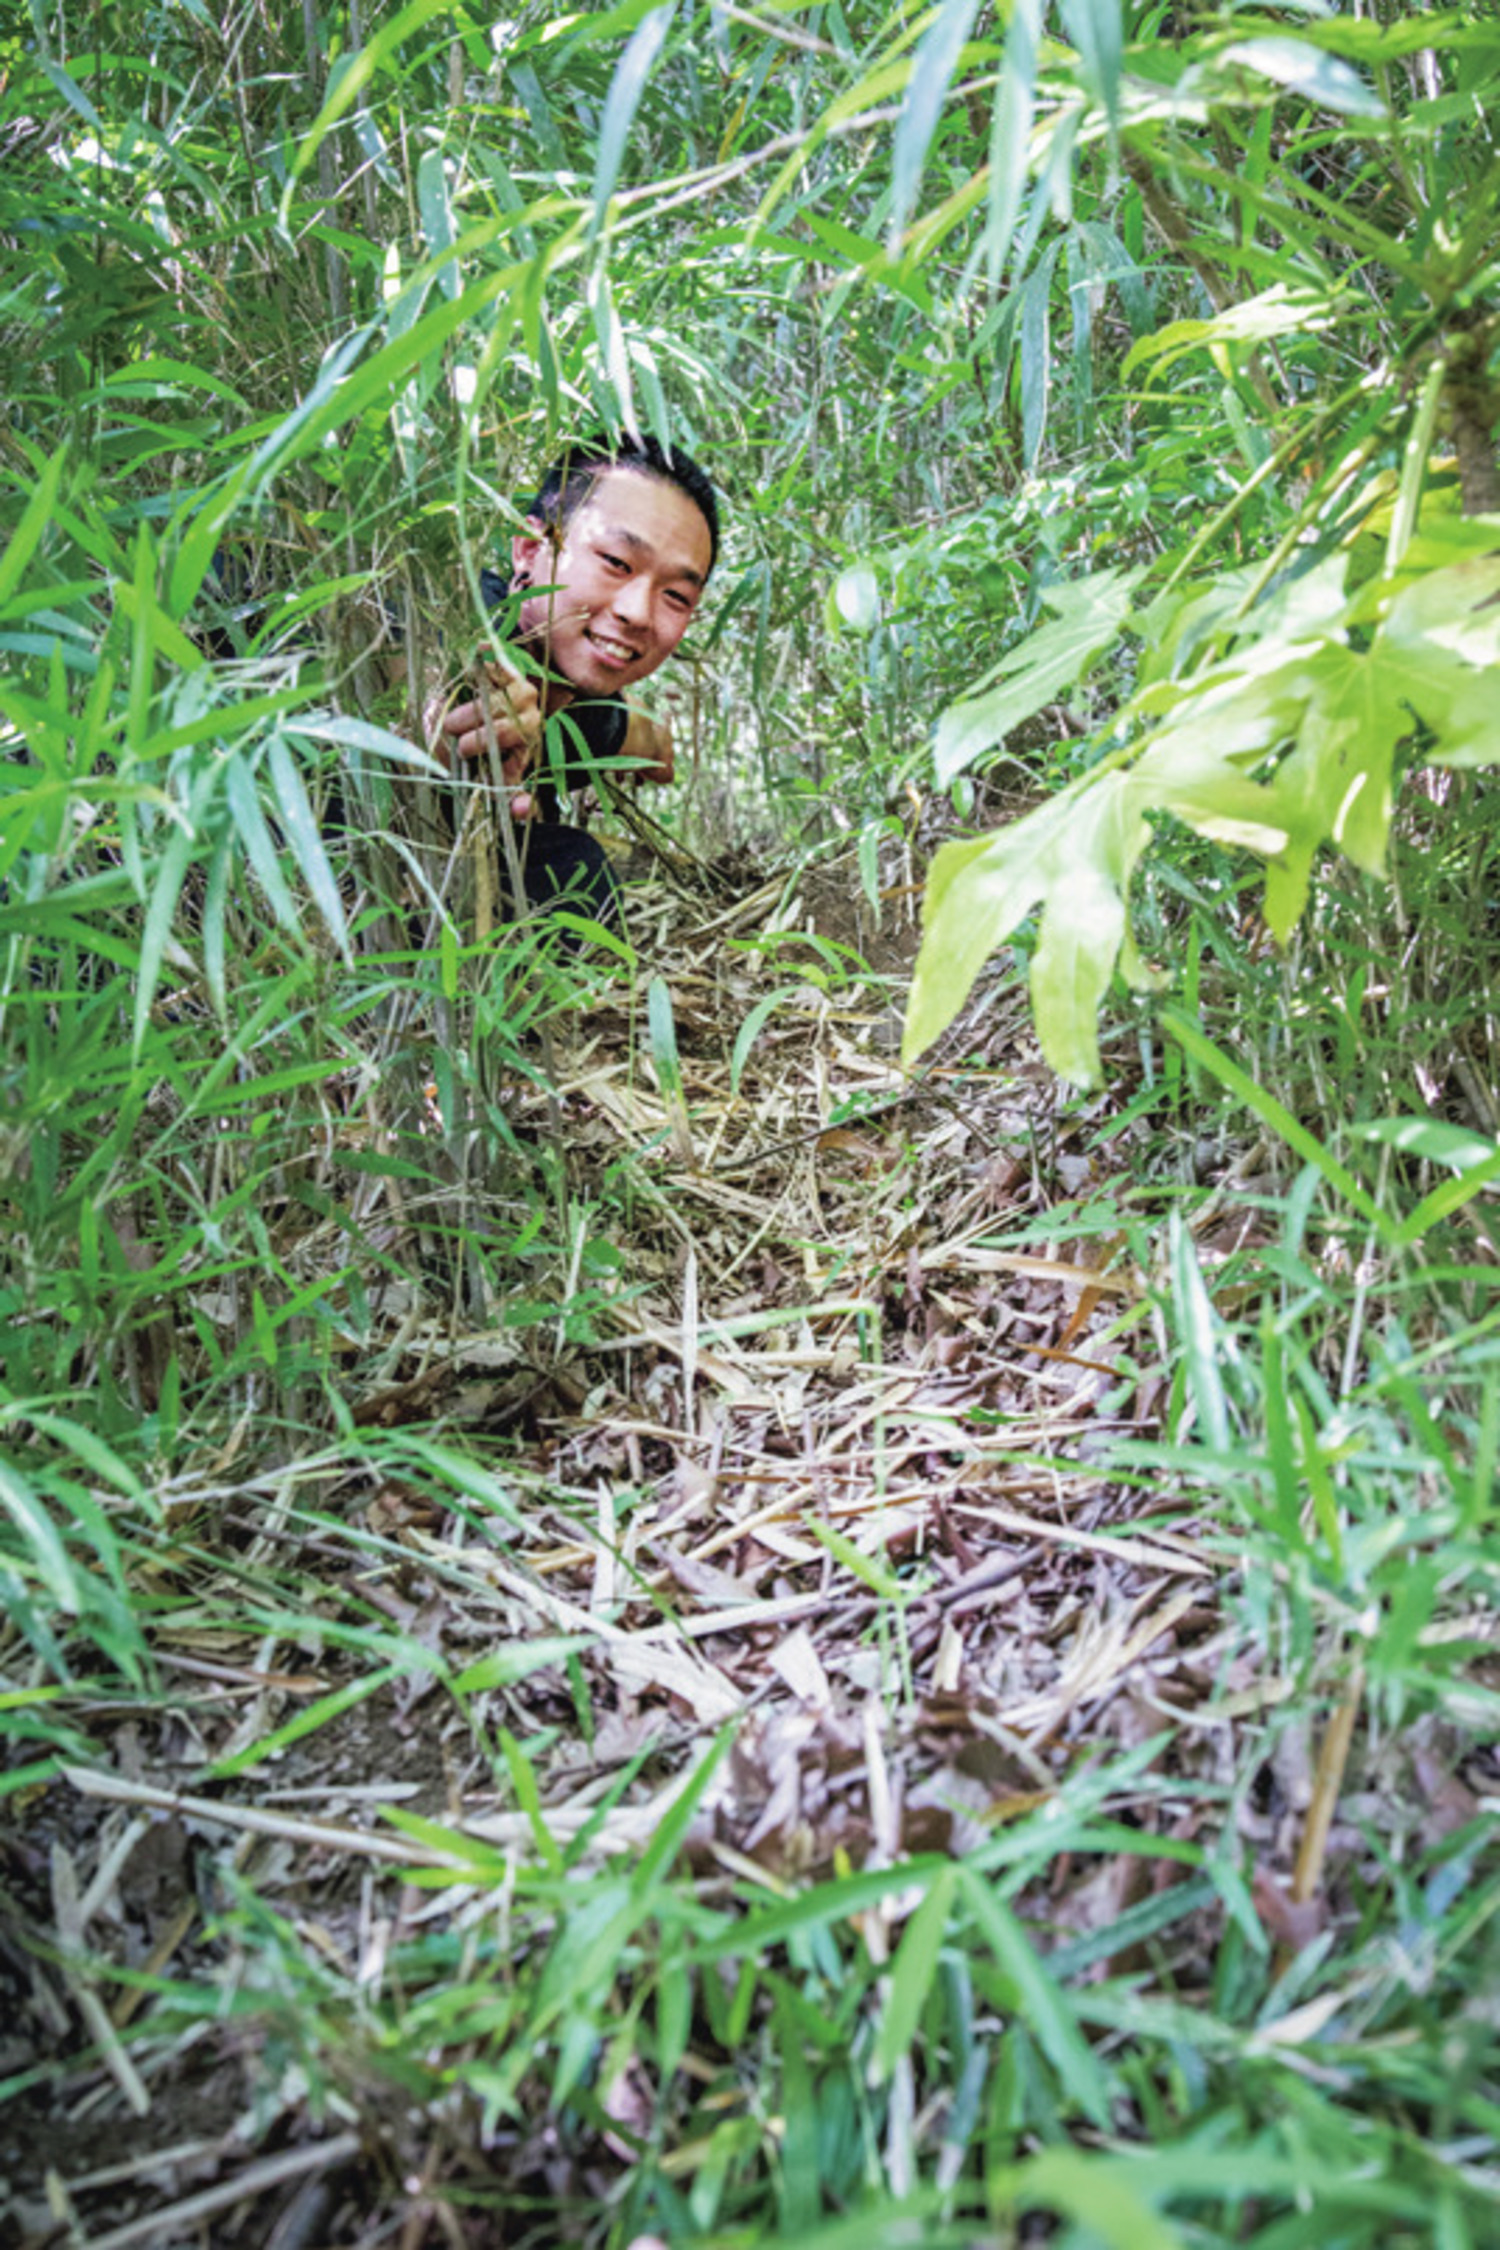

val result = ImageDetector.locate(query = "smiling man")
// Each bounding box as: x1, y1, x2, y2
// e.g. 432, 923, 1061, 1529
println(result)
437, 432, 719, 920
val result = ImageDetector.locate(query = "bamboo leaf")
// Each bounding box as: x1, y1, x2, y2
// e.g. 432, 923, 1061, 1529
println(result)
872, 1864, 957, 2083
1060, 0, 1124, 145
416, 147, 460, 300
1219, 35, 1386, 119
0, 447, 66, 608
888, 0, 981, 251
958, 1867, 1112, 2126
1161, 1008, 1392, 1241
266, 729, 351, 960
987, 0, 1041, 286
592, 3, 678, 235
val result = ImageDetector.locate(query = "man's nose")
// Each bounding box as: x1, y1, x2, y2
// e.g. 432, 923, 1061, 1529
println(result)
610, 573, 651, 627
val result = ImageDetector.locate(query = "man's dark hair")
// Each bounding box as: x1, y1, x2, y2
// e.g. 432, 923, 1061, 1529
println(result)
526, 431, 720, 571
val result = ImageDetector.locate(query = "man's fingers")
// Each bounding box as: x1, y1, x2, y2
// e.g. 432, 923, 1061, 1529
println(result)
443, 703, 537, 767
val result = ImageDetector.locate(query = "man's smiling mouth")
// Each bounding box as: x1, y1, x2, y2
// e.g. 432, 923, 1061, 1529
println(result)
585, 630, 641, 663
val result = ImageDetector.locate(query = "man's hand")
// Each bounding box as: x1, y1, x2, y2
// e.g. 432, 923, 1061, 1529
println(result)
622, 707, 674, 785
429, 663, 558, 818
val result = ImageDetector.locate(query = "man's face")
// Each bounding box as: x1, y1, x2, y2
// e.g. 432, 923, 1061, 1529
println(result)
512, 466, 713, 700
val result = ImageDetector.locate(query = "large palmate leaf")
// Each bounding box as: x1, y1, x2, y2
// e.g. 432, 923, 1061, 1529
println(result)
907, 537, 1500, 1083
933, 566, 1146, 785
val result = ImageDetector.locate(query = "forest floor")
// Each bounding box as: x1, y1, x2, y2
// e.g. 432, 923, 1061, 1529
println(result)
4, 846, 1491, 2248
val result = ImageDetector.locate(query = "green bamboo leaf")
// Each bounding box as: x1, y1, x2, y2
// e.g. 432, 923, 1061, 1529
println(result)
0, 446, 66, 608
986, 0, 1041, 287
0, 1459, 78, 1613
591, 3, 678, 235
224, 753, 300, 933
872, 1864, 957, 2083
1123, 285, 1333, 378
417, 147, 460, 300
958, 1867, 1111, 2125
1168, 1213, 1230, 1451
647, 972, 682, 1096
12, 1413, 146, 1502
888, 0, 980, 250
281, 0, 449, 208
132, 786, 207, 1056
1160, 1008, 1392, 1242
647, 972, 695, 1161
204, 1663, 404, 1780
731, 985, 806, 1096
803, 1514, 902, 1600
992, 2146, 1187, 2249
1219, 35, 1386, 119
631, 1726, 735, 1894
1351, 1117, 1500, 1172
40, 59, 104, 129
379, 1806, 511, 1875
1397, 1149, 1500, 1248
1060, 0, 1123, 144
453, 1637, 589, 1692
1019, 242, 1059, 470
266, 729, 351, 960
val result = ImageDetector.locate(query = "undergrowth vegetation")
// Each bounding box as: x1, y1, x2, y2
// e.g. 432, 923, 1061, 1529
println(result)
2, 2, 1498, 2245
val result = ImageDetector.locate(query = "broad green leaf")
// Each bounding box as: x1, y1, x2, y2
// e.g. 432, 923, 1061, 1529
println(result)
904, 820, 1053, 1066
934, 565, 1144, 784
1028, 854, 1131, 1086
834, 561, 880, 630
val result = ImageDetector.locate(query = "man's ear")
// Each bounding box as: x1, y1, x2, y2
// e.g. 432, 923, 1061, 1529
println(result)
511, 517, 550, 587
